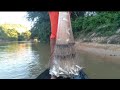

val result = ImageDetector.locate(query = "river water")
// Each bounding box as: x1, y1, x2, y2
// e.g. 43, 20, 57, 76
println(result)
0, 41, 120, 79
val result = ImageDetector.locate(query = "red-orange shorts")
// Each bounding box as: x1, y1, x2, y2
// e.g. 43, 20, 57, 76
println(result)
49, 11, 59, 39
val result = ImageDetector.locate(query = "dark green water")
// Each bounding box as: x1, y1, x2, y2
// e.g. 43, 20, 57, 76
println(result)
0, 42, 120, 79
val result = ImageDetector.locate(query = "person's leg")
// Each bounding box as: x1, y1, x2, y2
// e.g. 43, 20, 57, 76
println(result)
49, 11, 59, 79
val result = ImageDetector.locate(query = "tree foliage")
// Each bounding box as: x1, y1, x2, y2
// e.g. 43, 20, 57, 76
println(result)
0, 24, 31, 41
27, 11, 86, 43
27, 11, 120, 42
27, 12, 50, 43
72, 11, 120, 37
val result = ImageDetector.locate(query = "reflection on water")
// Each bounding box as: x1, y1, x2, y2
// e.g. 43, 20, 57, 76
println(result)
0, 41, 120, 79
0, 42, 50, 79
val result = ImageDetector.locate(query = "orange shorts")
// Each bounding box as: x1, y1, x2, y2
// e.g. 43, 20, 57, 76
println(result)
49, 11, 59, 39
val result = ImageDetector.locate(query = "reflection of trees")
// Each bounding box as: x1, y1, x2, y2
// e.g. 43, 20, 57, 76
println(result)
24, 42, 51, 78
1, 42, 30, 53
0, 42, 50, 78
0, 42, 19, 52
0, 42, 32, 79
31, 43, 50, 68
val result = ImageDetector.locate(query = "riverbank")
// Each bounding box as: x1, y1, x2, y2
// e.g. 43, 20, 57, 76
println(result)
76, 34, 120, 44
75, 41, 120, 64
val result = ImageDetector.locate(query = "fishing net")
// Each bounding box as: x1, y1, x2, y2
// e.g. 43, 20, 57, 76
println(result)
49, 12, 83, 78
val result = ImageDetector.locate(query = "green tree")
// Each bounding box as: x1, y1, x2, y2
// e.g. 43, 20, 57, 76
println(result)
27, 11, 85, 43
27, 12, 50, 43
0, 24, 30, 41
22, 31, 31, 40
0, 27, 8, 40
18, 33, 25, 41
27, 11, 120, 42
72, 11, 120, 38
6, 29, 19, 41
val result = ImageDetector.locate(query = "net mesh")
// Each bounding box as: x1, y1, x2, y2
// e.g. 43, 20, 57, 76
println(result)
49, 12, 82, 78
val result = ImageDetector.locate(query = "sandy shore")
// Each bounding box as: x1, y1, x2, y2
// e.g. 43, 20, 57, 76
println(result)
75, 41, 120, 63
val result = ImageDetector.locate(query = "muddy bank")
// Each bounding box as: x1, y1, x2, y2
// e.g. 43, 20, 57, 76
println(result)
75, 41, 120, 64
78, 34, 120, 44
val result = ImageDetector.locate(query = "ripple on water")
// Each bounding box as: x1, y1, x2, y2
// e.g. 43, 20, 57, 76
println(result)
0, 42, 46, 79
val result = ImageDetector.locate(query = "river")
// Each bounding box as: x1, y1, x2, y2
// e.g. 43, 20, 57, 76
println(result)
0, 41, 120, 79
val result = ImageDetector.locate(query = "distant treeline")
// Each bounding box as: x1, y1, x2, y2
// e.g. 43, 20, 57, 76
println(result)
0, 24, 31, 41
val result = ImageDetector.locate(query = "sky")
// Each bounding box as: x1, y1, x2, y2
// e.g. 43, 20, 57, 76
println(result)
0, 12, 33, 32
